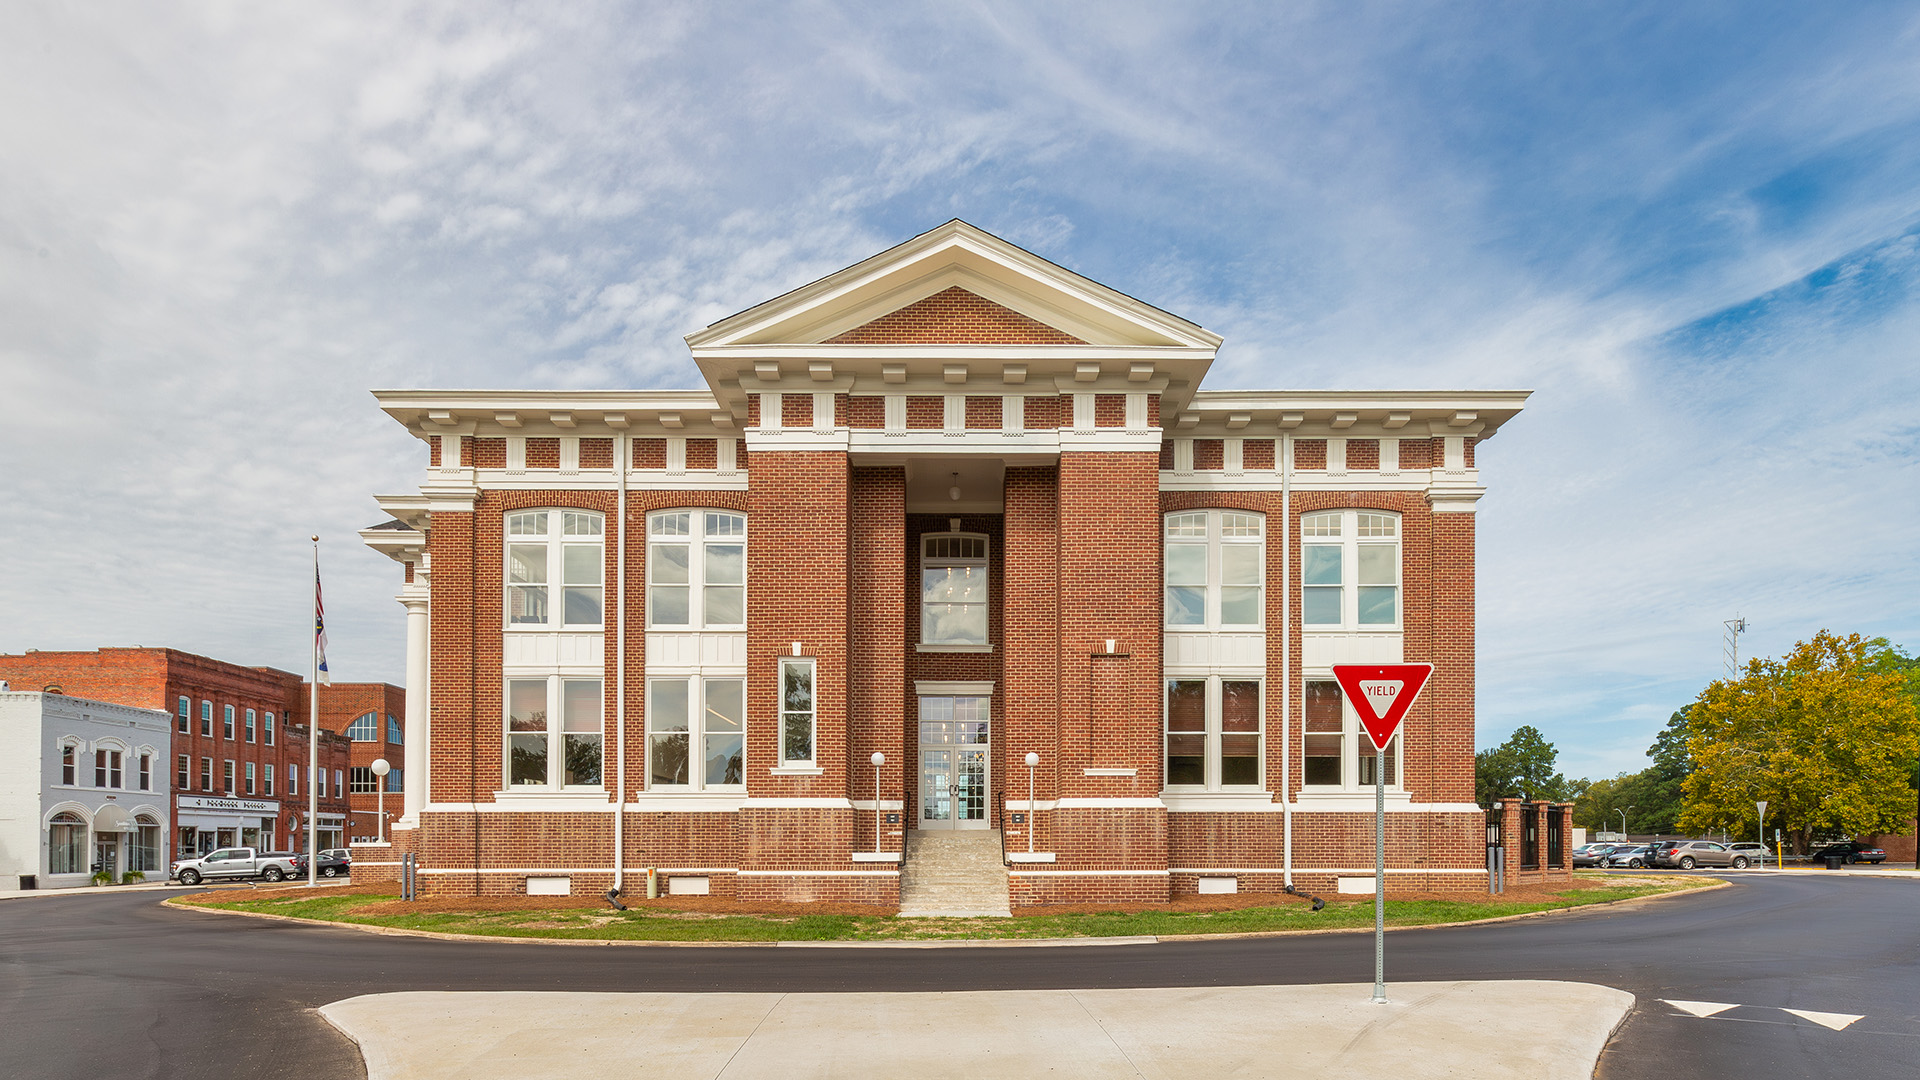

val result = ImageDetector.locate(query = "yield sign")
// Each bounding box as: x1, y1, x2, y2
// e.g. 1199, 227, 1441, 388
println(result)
1332, 664, 1434, 751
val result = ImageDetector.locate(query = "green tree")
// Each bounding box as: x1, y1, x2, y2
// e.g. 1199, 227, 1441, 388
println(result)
1679, 632, 1920, 854
1475, 724, 1576, 806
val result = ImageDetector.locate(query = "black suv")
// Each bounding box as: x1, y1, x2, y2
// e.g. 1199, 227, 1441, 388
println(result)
1811, 841, 1887, 865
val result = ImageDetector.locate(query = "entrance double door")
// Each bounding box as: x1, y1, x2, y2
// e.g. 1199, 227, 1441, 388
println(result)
918, 695, 989, 831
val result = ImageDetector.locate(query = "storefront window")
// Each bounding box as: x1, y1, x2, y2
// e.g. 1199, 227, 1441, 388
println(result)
49, 813, 86, 874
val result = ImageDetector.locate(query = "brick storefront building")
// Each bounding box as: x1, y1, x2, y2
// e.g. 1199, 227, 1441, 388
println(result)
362, 221, 1528, 903
294, 683, 408, 842
0, 648, 356, 857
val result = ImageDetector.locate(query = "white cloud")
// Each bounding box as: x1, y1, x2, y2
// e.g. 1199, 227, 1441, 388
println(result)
2, 3, 1917, 785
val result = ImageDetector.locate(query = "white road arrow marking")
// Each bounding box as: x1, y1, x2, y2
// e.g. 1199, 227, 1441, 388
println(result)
1782, 1008, 1864, 1031
1664, 1000, 1739, 1018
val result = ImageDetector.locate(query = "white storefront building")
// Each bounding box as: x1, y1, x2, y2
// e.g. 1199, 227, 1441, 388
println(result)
0, 689, 171, 889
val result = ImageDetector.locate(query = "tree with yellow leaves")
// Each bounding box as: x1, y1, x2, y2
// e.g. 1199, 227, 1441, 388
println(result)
1678, 632, 1920, 856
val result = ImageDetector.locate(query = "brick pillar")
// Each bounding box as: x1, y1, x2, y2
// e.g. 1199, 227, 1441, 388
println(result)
848, 467, 906, 866
1039, 448, 1169, 903
739, 448, 864, 901
1004, 466, 1061, 857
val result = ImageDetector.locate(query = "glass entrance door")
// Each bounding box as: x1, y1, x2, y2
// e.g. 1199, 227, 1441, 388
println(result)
918, 695, 989, 831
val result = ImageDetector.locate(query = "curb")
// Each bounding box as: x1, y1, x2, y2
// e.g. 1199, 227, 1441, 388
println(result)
162, 875, 1726, 949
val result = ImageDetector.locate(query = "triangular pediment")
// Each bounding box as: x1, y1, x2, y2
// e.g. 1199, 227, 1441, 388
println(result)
685, 220, 1221, 350
824, 286, 1087, 346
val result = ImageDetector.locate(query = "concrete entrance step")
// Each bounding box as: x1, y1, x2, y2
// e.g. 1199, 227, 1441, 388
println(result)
899, 830, 1011, 917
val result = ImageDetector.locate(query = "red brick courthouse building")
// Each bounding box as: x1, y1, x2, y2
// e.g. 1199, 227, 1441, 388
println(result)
360, 222, 1528, 904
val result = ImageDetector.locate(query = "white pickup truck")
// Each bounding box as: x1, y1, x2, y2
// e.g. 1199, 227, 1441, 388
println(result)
171, 847, 300, 886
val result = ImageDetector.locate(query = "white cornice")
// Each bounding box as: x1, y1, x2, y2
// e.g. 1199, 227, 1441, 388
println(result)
1174, 390, 1530, 440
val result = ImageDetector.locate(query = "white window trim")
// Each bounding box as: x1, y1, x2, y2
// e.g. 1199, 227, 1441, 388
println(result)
645, 675, 747, 792
645, 509, 747, 632
1163, 676, 1266, 792
1300, 675, 1405, 793
778, 656, 817, 768
1301, 509, 1402, 631
503, 675, 606, 793
1164, 510, 1266, 632
505, 508, 606, 632
920, 531, 990, 647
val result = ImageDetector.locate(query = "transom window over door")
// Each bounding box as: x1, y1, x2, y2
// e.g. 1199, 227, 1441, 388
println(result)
507, 510, 604, 628
1165, 511, 1264, 629
1302, 510, 1400, 628
921, 533, 988, 645
648, 511, 746, 628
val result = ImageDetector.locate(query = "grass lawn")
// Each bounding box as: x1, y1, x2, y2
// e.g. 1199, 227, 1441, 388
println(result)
171, 872, 1711, 943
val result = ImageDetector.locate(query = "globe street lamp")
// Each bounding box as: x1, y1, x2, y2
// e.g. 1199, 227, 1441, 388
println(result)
1024, 752, 1040, 853
869, 752, 885, 855
371, 758, 391, 843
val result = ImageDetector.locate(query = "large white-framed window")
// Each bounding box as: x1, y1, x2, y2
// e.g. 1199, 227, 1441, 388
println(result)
199, 757, 212, 792
176, 696, 190, 734
262, 762, 274, 796
95, 749, 123, 789
646, 510, 746, 629
1165, 511, 1264, 629
264, 712, 275, 746
507, 509, 605, 628
1302, 678, 1401, 789
780, 657, 815, 765
1301, 510, 1400, 629
244, 761, 256, 795
921, 532, 989, 645
223, 760, 235, 794
346, 713, 379, 741
60, 743, 77, 786
223, 705, 235, 740
176, 754, 190, 791
245, 708, 257, 743
200, 700, 212, 738
349, 767, 380, 794
1164, 677, 1263, 790
504, 677, 604, 790
646, 676, 745, 789
387, 715, 403, 744
48, 812, 86, 874
138, 753, 151, 791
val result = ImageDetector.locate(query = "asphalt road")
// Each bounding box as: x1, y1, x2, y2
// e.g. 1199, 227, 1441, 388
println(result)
1, 873, 1913, 1080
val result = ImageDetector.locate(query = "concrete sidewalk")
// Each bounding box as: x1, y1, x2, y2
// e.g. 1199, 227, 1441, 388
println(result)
320, 981, 1632, 1080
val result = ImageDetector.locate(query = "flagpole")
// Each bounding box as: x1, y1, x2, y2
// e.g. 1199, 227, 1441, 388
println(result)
309, 535, 320, 887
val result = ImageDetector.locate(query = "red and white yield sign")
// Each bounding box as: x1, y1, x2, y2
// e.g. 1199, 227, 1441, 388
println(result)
1332, 664, 1434, 751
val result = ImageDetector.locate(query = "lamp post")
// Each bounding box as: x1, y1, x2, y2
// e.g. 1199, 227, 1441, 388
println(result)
371, 758, 391, 843
1615, 806, 1632, 840
1024, 752, 1040, 853
870, 752, 885, 855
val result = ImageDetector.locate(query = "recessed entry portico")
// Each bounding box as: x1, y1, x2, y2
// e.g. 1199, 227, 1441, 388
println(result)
915, 683, 993, 830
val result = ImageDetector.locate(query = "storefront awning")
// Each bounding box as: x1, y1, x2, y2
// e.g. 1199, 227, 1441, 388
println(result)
92, 803, 135, 833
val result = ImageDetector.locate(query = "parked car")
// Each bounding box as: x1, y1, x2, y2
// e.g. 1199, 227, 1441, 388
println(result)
1656, 840, 1759, 869
1728, 842, 1769, 866
171, 848, 300, 886
290, 849, 352, 879
1572, 844, 1622, 868
1603, 845, 1651, 868
1811, 841, 1887, 865
1643, 840, 1683, 868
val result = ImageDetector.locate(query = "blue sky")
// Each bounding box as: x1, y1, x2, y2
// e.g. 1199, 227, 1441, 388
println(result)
2, 3, 1916, 781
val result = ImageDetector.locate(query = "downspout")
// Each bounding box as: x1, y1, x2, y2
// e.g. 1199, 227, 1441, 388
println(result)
613, 433, 628, 892
1281, 432, 1293, 889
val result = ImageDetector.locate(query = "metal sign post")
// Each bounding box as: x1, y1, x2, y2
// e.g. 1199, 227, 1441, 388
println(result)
1332, 663, 1435, 1005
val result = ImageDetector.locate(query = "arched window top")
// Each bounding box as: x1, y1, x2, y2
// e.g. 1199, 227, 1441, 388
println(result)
50, 811, 85, 825
135, 812, 161, 825
346, 713, 379, 741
